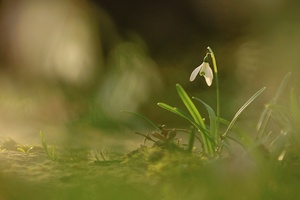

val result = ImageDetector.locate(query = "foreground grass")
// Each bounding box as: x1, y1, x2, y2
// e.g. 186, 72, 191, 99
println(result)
0, 132, 299, 200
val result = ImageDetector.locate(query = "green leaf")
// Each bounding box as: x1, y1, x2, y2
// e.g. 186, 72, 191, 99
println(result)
222, 87, 266, 138
157, 103, 195, 126
220, 117, 252, 149
40, 131, 59, 161
193, 97, 217, 143
219, 118, 230, 126
157, 102, 214, 144
267, 104, 291, 127
158, 84, 217, 154
40, 131, 49, 155
176, 84, 206, 129
27, 147, 33, 153
17, 147, 26, 153
256, 72, 291, 139
187, 127, 195, 153
227, 136, 247, 149
121, 110, 160, 131
175, 84, 214, 154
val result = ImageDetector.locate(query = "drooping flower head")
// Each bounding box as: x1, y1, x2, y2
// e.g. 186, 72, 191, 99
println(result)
190, 54, 213, 86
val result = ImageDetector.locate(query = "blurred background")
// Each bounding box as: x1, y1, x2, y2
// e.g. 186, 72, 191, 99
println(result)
0, 0, 300, 150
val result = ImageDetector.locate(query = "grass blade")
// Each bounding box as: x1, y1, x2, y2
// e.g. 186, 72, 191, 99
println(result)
219, 118, 230, 126
222, 87, 266, 138
176, 84, 206, 128
193, 97, 217, 144
216, 87, 266, 155
17, 147, 26, 153
157, 103, 196, 127
187, 127, 195, 153
157, 102, 214, 148
256, 72, 291, 139
175, 84, 213, 154
40, 131, 59, 161
40, 131, 49, 155
121, 110, 160, 131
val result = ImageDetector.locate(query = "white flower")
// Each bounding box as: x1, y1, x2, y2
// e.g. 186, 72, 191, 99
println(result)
189, 61, 213, 86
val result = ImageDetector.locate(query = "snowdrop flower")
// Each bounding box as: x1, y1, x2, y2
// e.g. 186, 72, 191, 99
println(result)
189, 55, 213, 86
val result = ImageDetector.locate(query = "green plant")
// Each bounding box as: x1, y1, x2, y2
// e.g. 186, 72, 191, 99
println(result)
125, 47, 265, 159
158, 47, 265, 158
256, 72, 291, 142
17, 146, 33, 154
158, 83, 265, 157
93, 147, 111, 161
255, 72, 300, 163
135, 125, 197, 152
40, 131, 59, 161
122, 111, 199, 152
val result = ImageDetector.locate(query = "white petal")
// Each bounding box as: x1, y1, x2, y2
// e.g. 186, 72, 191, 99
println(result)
202, 64, 213, 86
189, 65, 202, 81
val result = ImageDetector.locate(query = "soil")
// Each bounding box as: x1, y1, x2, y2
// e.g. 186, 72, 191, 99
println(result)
0, 138, 299, 200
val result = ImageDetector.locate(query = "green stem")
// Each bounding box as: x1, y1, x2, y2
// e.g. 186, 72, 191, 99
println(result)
207, 47, 220, 139
187, 126, 195, 153
208, 47, 220, 156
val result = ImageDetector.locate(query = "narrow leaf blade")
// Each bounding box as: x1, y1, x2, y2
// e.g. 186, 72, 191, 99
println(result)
223, 87, 266, 138
193, 97, 217, 141
257, 72, 291, 136
121, 110, 160, 131
157, 102, 214, 143
157, 102, 195, 124
176, 84, 205, 128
